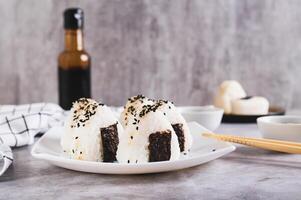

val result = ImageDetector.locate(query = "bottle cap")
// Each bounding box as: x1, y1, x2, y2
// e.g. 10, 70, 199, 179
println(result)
64, 8, 84, 29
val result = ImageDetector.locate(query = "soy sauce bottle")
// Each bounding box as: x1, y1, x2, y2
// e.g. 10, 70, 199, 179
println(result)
58, 8, 91, 110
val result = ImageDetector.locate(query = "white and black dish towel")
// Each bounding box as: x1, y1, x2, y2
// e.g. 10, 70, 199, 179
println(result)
0, 103, 66, 176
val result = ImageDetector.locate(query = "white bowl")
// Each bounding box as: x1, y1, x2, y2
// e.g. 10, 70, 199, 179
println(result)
178, 106, 224, 131
257, 116, 301, 142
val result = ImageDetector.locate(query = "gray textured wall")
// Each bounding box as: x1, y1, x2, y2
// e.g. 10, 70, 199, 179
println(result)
0, 0, 300, 108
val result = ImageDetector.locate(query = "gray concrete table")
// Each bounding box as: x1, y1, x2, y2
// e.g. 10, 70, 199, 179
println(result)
1, 114, 301, 200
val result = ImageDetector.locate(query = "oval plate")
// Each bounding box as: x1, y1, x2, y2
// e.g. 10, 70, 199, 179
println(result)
222, 106, 285, 123
31, 122, 235, 174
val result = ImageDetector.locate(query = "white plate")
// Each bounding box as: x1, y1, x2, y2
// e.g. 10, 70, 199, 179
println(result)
31, 122, 235, 174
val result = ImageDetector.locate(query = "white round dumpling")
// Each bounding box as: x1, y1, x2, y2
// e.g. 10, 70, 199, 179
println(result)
214, 80, 247, 114
231, 96, 269, 115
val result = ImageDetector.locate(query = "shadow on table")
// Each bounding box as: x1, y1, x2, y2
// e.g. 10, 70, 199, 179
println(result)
223, 146, 301, 169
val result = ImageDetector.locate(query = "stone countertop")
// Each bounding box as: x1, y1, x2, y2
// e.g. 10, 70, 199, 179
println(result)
1, 122, 301, 199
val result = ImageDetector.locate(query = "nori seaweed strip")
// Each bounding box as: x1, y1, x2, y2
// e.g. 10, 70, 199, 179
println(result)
148, 130, 171, 162
100, 123, 119, 162
172, 123, 185, 152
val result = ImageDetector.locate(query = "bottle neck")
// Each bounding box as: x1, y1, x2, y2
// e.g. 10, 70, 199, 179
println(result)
64, 29, 84, 51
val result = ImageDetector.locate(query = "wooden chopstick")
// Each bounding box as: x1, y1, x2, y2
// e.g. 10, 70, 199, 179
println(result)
210, 134, 301, 147
235, 136, 301, 147
202, 132, 301, 154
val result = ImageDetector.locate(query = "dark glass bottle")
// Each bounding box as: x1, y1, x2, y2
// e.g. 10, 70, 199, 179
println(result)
58, 8, 91, 110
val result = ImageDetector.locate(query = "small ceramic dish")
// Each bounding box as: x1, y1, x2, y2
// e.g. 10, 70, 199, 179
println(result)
178, 106, 224, 131
257, 116, 301, 142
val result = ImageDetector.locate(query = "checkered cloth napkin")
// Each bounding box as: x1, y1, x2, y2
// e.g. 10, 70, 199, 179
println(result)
0, 103, 66, 176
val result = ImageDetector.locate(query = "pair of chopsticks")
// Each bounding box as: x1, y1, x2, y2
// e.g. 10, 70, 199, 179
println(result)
203, 132, 301, 154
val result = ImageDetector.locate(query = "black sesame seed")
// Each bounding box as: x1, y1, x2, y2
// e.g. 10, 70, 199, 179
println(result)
75, 136, 79, 139
72, 149, 75, 153
136, 160, 138, 163
136, 126, 139, 130
212, 149, 216, 152
80, 152, 83, 154
127, 160, 130, 163
131, 136, 133, 139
